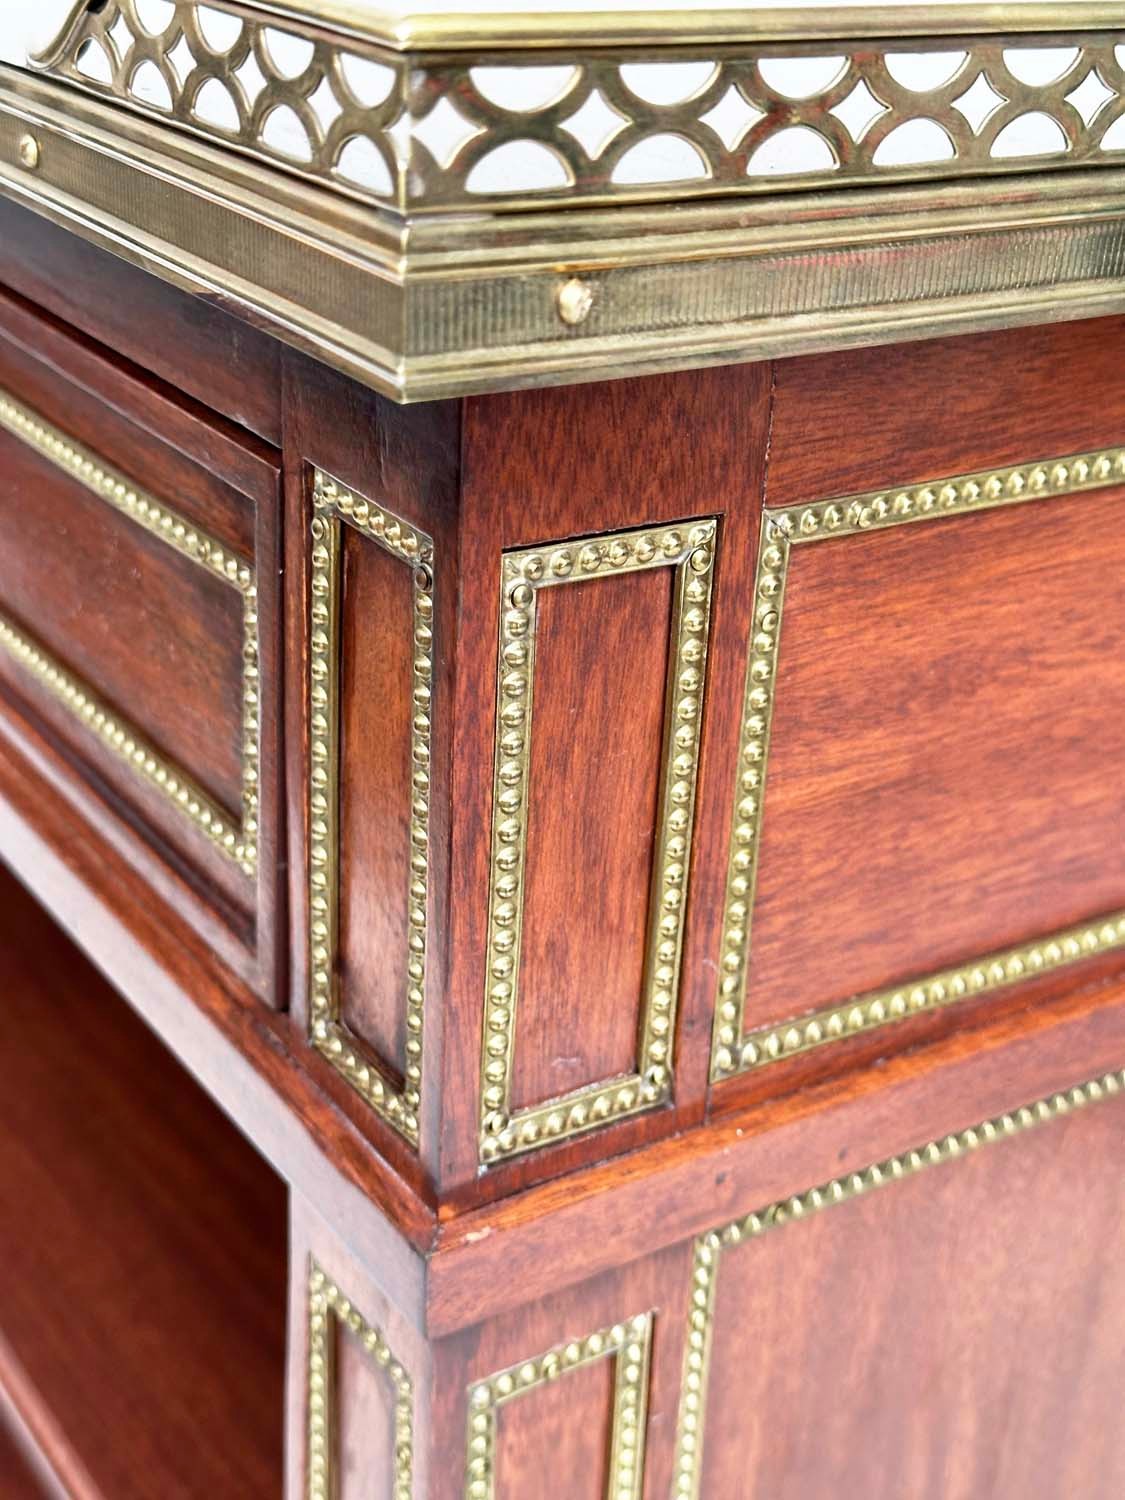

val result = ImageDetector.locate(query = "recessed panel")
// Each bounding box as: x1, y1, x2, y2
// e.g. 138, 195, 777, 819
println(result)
306, 470, 434, 1145
338, 523, 419, 1081
493, 1356, 615, 1500
336, 1316, 402, 1500
713, 454, 1125, 1081
512, 566, 673, 1112
0, 423, 246, 818
750, 485, 1125, 1029
690, 1087, 1125, 1499
480, 520, 717, 1163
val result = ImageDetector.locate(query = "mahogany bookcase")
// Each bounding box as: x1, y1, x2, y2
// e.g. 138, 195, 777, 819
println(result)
0, 4, 1123, 1497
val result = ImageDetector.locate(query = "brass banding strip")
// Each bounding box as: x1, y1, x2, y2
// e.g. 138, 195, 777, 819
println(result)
0, 386, 259, 873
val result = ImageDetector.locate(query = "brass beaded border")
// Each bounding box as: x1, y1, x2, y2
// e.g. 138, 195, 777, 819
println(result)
307, 469, 434, 1146
465, 1311, 653, 1500
0, 386, 259, 874
712, 446, 1125, 1082
479, 519, 718, 1164
672, 1066, 1125, 1499
307, 1260, 414, 1500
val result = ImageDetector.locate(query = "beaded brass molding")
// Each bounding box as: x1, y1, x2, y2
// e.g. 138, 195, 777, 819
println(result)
465, 1311, 653, 1500
712, 445, 1125, 1083
480, 520, 718, 1164
671, 1066, 1125, 1500
0, 385, 259, 873
307, 468, 434, 1146
307, 1260, 414, 1500
34, 5, 1125, 214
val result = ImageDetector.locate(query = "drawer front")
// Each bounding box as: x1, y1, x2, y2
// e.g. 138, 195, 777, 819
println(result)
0, 297, 281, 1000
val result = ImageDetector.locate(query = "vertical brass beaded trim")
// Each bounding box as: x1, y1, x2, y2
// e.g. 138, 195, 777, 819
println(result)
479, 519, 718, 1164
712, 447, 1125, 1082
671, 1068, 1125, 1498
307, 1261, 414, 1500
307, 469, 434, 1146
0, 386, 259, 873
465, 1312, 653, 1500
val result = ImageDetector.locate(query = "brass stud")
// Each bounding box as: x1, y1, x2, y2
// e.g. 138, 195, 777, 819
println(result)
18, 134, 40, 171
557, 277, 594, 327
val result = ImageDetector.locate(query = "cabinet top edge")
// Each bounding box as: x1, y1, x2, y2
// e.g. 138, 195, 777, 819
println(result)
36, 2, 1125, 54
8, 2, 1125, 400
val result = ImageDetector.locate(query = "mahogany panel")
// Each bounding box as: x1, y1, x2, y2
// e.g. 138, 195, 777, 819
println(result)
0, 426, 246, 814
427, 1242, 694, 1500
283, 350, 462, 1182
768, 315, 1125, 505
512, 566, 674, 1112
746, 484, 1125, 1035
0, 198, 281, 444
0, 290, 284, 1000
287, 1197, 434, 1500
336, 1322, 400, 1500
699, 1088, 1125, 1499
0, 866, 287, 1500
338, 523, 418, 1078
446, 364, 772, 1196
493, 1358, 615, 1500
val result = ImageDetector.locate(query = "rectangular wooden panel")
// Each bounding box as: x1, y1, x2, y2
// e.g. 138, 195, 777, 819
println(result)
338, 523, 420, 1080
0, 304, 282, 999
479, 521, 717, 1165
512, 567, 674, 1111
682, 1081, 1125, 1500
0, 400, 248, 822
289, 1198, 431, 1500
306, 468, 435, 1146
428, 1244, 690, 1500
712, 449, 1125, 1085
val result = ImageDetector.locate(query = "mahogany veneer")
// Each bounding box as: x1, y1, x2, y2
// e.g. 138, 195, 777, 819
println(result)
0, 864, 287, 1500
0, 106, 1123, 1500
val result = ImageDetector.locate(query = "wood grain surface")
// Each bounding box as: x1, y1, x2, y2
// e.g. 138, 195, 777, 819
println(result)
0, 864, 287, 1499
747, 482, 1125, 1033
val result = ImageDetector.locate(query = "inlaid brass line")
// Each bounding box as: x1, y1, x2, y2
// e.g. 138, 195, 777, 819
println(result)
712, 446, 1125, 1082
0, 386, 259, 873
480, 519, 718, 1164
672, 1067, 1125, 1500
307, 1260, 414, 1500
307, 468, 434, 1147
465, 1312, 653, 1500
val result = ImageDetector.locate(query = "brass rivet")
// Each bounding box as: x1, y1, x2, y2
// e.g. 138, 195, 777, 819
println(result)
18, 134, 40, 171
556, 277, 594, 326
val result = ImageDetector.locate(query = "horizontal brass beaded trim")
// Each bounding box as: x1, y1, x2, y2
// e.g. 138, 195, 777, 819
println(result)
307, 469, 434, 1146
713, 445, 1125, 1082
480, 520, 717, 1163
0, 386, 259, 874
465, 1311, 652, 1500
307, 1261, 414, 1500
673, 1067, 1125, 1500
